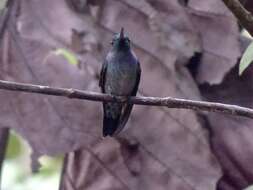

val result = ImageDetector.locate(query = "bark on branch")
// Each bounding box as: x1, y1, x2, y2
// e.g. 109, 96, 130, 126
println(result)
222, 0, 253, 35
0, 79, 253, 119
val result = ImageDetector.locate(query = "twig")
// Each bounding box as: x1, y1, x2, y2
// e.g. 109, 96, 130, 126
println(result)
0, 80, 253, 119
222, 0, 253, 35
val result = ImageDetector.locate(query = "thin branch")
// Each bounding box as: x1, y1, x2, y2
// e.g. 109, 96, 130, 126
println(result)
1, 79, 253, 118
222, 0, 253, 35
0, 80, 253, 119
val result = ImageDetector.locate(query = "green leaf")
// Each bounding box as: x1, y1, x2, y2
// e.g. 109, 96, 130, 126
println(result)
38, 155, 63, 177
6, 132, 22, 160
53, 48, 78, 66
239, 41, 253, 75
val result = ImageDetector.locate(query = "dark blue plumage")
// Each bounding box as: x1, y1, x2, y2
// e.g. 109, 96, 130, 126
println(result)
99, 28, 141, 137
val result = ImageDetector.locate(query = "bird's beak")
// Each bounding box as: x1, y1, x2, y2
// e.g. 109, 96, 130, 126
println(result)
119, 27, 124, 39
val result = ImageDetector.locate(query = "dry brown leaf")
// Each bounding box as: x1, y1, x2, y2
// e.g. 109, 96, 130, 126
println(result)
200, 65, 253, 190
188, 0, 241, 84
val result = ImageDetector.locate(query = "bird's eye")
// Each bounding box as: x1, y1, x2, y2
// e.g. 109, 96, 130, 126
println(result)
111, 40, 114, 45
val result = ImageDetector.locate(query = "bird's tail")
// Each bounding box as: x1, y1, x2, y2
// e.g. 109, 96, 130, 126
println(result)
103, 102, 121, 137
103, 116, 120, 137
102, 102, 134, 136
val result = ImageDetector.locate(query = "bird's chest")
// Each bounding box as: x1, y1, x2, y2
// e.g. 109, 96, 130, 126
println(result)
106, 60, 137, 95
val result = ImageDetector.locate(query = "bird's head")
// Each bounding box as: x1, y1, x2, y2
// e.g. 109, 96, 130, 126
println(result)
111, 28, 131, 51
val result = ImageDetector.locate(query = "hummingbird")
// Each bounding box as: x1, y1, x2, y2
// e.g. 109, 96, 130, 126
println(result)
99, 28, 141, 137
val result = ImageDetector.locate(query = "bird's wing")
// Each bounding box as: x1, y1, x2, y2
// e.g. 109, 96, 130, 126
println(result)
113, 61, 141, 136
99, 60, 108, 93
131, 61, 141, 96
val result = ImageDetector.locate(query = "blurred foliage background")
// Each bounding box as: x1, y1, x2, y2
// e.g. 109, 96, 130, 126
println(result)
0, 0, 63, 188
0, 0, 6, 10
2, 132, 63, 190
